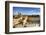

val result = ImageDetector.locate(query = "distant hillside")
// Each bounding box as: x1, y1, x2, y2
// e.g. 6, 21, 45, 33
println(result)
13, 15, 40, 17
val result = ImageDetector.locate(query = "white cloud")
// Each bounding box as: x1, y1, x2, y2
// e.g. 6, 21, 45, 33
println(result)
13, 11, 40, 15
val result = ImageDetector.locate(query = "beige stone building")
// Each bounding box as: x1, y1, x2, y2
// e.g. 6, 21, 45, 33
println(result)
13, 15, 40, 28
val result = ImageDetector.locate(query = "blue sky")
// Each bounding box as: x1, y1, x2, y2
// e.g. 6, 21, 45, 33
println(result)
13, 7, 40, 15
